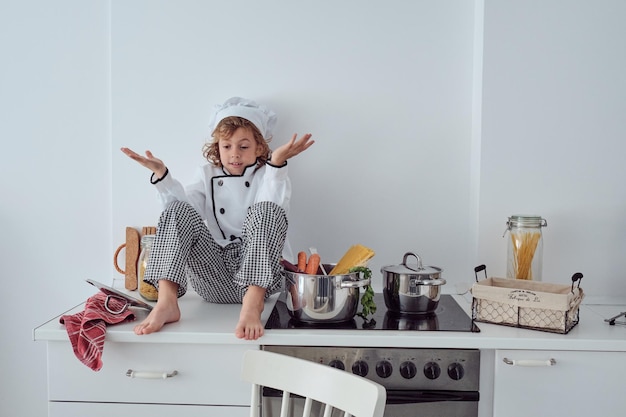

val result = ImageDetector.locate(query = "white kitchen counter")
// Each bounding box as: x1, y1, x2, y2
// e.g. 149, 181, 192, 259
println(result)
34, 290, 626, 352
33, 289, 626, 417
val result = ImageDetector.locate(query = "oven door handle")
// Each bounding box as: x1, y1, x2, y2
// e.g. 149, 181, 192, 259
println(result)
263, 388, 479, 404
386, 390, 479, 404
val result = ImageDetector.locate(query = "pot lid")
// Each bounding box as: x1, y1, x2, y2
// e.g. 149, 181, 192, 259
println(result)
381, 252, 443, 278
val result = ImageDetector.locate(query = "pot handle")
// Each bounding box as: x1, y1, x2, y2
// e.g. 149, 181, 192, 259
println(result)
339, 277, 371, 289
402, 252, 424, 271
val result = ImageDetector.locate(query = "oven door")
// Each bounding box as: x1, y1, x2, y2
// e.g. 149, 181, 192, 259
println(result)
262, 388, 479, 417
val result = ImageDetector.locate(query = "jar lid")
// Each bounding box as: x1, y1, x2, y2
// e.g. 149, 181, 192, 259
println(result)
507, 215, 547, 228
141, 234, 156, 244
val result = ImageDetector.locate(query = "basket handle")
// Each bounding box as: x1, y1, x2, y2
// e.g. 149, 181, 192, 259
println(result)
474, 264, 487, 282
570, 272, 583, 293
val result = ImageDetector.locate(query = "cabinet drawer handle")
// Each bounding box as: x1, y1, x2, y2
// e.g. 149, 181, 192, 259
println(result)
126, 369, 179, 379
502, 357, 556, 367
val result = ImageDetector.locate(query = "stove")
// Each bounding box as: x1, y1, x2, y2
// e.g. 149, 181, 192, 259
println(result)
263, 293, 481, 416
265, 292, 480, 332
262, 343, 481, 417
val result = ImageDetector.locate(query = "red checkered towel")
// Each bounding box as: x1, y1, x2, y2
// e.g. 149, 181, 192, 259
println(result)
60, 292, 135, 371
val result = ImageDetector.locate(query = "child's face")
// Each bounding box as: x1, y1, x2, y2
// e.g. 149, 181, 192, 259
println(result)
218, 127, 262, 175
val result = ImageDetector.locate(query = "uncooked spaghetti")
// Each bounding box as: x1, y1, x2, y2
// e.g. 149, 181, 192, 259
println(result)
510, 231, 541, 280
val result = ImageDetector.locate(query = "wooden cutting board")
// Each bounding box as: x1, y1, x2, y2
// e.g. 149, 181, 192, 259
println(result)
113, 226, 157, 290
124, 227, 141, 290
142, 226, 157, 236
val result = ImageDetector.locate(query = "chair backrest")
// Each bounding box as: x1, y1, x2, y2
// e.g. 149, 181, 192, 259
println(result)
241, 349, 386, 417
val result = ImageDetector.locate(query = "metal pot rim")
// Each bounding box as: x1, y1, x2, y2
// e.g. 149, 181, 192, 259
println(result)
284, 267, 365, 280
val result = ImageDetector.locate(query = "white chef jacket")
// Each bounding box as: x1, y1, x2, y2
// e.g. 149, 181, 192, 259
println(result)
153, 160, 293, 261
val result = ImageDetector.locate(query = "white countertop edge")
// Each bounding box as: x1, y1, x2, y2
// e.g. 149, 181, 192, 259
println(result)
34, 293, 626, 352
35, 325, 626, 352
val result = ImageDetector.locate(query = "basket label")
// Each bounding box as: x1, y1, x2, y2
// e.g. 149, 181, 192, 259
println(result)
508, 290, 541, 303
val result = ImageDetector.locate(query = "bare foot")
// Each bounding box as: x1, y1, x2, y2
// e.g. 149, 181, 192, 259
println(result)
134, 279, 181, 335
235, 286, 266, 340
134, 300, 181, 335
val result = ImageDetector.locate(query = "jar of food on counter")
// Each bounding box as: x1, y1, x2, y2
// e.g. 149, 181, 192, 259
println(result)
137, 234, 158, 301
504, 215, 547, 281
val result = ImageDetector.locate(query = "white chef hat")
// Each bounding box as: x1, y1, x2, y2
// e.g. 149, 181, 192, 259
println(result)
208, 97, 277, 139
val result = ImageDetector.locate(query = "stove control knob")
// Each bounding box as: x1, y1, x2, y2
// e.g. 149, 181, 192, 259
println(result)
399, 361, 417, 379
447, 362, 465, 380
376, 360, 393, 378
423, 362, 441, 380
328, 360, 345, 371
352, 360, 369, 377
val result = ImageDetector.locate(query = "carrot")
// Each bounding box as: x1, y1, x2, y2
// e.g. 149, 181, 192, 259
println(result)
305, 253, 321, 275
297, 251, 307, 272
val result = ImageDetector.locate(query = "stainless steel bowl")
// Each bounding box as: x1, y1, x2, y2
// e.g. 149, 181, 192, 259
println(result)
381, 252, 446, 314
284, 264, 371, 323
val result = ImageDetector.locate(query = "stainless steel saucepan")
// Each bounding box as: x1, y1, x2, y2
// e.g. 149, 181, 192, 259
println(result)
284, 264, 371, 323
381, 252, 446, 314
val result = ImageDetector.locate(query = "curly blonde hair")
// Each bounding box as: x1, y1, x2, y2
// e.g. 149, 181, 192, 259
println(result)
202, 116, 271, 168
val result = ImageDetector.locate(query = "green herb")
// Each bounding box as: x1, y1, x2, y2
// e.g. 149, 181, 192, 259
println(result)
349, 266, 376, 318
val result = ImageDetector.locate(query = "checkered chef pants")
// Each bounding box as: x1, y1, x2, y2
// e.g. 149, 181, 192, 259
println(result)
143, 200, 287, 303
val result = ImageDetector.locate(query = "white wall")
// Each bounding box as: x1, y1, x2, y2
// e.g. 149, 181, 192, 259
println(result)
2, 1, 625, 416
478, 0, 626, 296
0, 1, 111, 416
110, 0, 478, 289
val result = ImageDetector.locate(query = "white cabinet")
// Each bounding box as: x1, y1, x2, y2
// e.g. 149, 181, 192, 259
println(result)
45, 340, 255, 417
36, 297, 626, 417
493, 350, 625, 417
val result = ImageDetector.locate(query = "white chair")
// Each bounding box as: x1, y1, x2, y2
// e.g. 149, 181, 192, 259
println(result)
241, 349, 386, 417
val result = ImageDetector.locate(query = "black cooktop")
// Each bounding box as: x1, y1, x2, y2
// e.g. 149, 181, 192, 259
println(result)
265, 293, 480, 332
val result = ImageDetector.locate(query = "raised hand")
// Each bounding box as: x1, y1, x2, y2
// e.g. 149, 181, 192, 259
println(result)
270, 133, 314, 166
120, 147, 167, 178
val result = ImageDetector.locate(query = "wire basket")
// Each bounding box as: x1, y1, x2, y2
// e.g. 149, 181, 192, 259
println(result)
470, 266, 584, 334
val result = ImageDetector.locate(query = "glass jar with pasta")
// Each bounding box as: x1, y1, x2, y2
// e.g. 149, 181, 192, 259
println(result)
504, 215, 547, 281
137, 234, 159, 301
